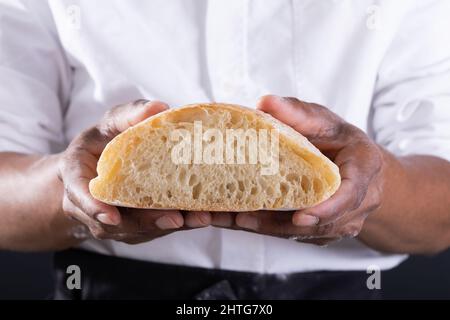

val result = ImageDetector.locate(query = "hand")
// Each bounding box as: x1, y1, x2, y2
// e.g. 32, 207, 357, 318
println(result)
211, 95, 384, 246
58, 100, 211, 244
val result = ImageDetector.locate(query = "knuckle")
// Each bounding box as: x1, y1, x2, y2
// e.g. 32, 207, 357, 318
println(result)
98, 110, 119, 137
368, 188, 382, 212
316, 206, 342, 222
311, 118, 347, 142
62, 210, 76, 221
57, 153, 76, 179
348, 184, 365, 211
64, 188, 78, 206
79, 126, 103, 145
341, 222, 363, 238
315, 223, 334, 237
316, 124, 341, 140
90, 227, 110, 240
284, 96, 301, 105
101, 108, 115, 122
371, 146, 383, 171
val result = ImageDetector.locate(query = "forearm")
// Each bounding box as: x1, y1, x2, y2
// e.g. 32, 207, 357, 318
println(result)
359, 149, 450, 254
0, 152, 81, 251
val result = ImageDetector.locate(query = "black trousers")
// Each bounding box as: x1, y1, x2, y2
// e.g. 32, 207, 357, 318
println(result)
54, 249, 381, 300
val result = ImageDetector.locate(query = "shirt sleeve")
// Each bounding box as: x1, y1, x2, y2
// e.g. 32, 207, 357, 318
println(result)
0, 0, 71, 154
371, 0, 450, 161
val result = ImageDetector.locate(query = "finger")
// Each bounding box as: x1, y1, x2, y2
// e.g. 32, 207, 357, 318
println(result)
67, 101, 169, 158
120, 208, 184, 231
293, 178, 363, 227
85, 209, 184, 241
62, 196, 92, 226
212, 210, 345, 240
63, 197, 118, 240
99, 100, 169, 137
59, 145, 121, 226
234, 211, 301, 237
256, 95, 348, 148
233, 211, 338, 239
211, 212, 237, 228
293, 146, 377, 227
65, 175, 121, 226
95, 209, 184, 240
183, 211, 211, 228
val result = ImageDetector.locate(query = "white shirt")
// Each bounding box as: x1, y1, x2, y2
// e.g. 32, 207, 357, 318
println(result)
1, 0, 450, 274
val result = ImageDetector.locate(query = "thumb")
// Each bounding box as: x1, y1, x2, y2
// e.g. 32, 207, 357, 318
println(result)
256, 95, 341, 141
101, 100, 169, 136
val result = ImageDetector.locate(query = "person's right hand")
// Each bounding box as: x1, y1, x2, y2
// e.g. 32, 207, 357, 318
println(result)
57, 100, 211, 244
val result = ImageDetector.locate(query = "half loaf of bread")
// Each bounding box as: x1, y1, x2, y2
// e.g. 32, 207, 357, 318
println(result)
89, 103, 340, 211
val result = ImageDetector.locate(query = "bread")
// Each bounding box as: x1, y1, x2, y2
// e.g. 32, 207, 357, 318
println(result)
89, 103, 340, 211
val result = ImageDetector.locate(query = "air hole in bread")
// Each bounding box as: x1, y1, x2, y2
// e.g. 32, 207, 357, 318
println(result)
313, 178, 323, 195
178, 168, 187, 183
301, 176, 311, 193
238, 180, 245, 192
226, 183, 236, 193
188, 174, 198, 187
137, 162, 151, 171
192, 183, 202, 199
143, 196, 153, 205
167, 190, 172, 199
250, 186, 258, 195
280, 183, 289, 196
266, 186, 275, 197
287, 173, 300, 183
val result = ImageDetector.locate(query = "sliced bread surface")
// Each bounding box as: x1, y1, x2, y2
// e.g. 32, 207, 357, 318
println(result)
89, 103, 341, 211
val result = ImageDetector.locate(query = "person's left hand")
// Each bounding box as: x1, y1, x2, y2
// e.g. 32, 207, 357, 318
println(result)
211, 95, 385, 246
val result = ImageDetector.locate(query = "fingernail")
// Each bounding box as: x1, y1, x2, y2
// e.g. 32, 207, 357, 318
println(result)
293, 214, 319, 227
96, 213, 119, 226
156, 216, 181, 230
236, 213, 258, 231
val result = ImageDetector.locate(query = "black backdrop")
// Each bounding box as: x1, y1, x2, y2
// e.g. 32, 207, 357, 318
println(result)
0, 250, 449, 299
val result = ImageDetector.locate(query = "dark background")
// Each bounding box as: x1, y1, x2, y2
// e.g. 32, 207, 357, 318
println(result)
1, 250, 449, 299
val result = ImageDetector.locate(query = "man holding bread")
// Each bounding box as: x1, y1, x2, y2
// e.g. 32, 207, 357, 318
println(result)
1, 0, 450, 299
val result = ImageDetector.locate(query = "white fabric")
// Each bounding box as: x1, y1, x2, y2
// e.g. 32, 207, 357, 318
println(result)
1, 0, 450, 273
